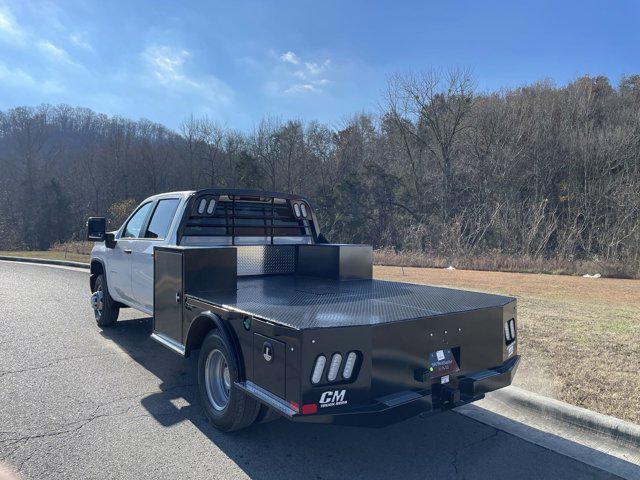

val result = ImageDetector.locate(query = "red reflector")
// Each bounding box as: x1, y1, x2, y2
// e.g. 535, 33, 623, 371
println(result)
289, 401, 300, 413
301, 403, 318, 415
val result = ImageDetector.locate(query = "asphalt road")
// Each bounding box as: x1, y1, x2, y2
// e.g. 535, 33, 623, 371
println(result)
0, 261, 623, 479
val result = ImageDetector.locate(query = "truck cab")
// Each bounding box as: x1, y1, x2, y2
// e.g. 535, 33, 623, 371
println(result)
89, 191, 191, 315
87, 189, 519, 432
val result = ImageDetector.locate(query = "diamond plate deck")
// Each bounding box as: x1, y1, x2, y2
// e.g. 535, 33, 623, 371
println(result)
192, 275, 514, 330
236, 245, 296, 276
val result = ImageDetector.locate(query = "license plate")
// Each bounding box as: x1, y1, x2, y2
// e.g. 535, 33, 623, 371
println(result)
428, 348, 460, 379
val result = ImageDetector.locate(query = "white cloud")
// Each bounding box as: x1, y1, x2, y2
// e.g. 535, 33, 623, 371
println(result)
283, 77, 330, 96
34, 40, 83, 70
0, 6, 81, 69
292, 60, 331, 81
284, 83, 319, 95
0, 7, 24, 42
0, 61, 63, 92
0, 62, 34, 85
280, 51, 300, 65
305, 60, 330, 75
0, 4, 92, 70
37, 40, 72, 62
143, 45, 191, 84
69, 33, 93, 51
236, 56, 260, 69
142, 45, 233, 107
277, 53, 331, 95
251, 50, 334, 96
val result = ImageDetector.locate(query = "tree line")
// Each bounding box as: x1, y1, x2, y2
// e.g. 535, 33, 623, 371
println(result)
0, 70, 638, 275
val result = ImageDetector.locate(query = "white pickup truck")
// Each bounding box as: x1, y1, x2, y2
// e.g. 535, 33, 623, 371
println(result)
87, 188, 518, 432
90, 190, 199, 323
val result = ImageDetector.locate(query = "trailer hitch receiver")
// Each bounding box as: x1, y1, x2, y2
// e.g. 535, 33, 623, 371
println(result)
441, 386, 460, 408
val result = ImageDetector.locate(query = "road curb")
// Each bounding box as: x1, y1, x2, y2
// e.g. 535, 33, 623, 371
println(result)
484, 386, 640, 448
0, 255, 90, 270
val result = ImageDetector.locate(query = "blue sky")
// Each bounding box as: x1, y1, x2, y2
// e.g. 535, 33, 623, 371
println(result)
0, 0, 638, 131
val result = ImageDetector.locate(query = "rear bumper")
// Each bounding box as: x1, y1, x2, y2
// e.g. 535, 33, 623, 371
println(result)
458, 354, 520, 399
238, 355, 520, 427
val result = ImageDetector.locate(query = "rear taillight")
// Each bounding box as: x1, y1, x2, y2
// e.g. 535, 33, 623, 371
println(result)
311, 355, 326, 384
504, 318, 516, 344
343, 352, 357, 379
327, 353, 342, 381
310, 351, 359, 384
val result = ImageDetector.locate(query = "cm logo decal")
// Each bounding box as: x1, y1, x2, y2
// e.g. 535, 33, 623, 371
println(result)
319, 389, 347, 408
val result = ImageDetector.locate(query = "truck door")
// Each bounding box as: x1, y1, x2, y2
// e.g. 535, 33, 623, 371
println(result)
109, 202, 153, 304
132, 198, 180, 311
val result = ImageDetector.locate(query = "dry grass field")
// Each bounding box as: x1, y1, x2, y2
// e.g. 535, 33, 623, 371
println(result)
376, 265, 640, 424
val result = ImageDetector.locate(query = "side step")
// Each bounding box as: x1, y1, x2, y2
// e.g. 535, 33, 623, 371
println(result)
235, 381, 297, 418
150, 331, 186, 356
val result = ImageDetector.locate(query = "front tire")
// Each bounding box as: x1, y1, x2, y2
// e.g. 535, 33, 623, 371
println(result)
91, 274, 119, 328
197, 331, 260, 432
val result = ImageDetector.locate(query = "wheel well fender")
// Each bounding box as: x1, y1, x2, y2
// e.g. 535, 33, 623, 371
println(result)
185, 312, 245, 380
90, 259, 105, 292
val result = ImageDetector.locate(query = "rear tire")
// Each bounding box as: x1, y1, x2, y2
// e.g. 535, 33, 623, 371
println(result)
92, 274, 119, 328
255, 405, 281, 424
197, 331, 260, 432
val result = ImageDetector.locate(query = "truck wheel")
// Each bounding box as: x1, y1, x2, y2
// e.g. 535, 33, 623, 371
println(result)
198, 331, 260, 432
91, 274, 119, 327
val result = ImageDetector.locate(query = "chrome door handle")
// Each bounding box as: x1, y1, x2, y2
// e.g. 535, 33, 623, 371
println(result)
123, 248, 132, 254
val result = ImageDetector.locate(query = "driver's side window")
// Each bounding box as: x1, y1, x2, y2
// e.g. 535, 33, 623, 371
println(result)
122, 202, 153, 238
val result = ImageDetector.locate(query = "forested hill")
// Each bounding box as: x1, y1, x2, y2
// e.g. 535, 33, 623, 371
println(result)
0, 71, 638, 276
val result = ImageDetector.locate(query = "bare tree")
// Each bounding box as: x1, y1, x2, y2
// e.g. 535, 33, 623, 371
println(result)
386, 68, 475, 220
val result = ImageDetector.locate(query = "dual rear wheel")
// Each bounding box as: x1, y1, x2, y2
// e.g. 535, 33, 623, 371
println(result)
197, 331, 265, 432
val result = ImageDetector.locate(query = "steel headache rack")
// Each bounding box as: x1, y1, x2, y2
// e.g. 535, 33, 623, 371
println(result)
177, 189, 320, 245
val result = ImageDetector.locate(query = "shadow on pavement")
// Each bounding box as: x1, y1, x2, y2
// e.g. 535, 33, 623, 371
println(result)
101, 317, 633, 480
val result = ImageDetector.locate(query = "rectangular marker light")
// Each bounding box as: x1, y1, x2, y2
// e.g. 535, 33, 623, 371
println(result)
343, 352, 357, 379
504, 322, 512, 342
327, 353, 342, 381
311, 355, 326, 384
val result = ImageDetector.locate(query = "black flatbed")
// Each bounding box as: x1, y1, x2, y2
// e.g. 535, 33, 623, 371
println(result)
189, 275, 514, 330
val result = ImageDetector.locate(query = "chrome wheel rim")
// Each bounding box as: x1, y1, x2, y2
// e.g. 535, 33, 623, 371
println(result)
91, 285, 104, 320
204, 349, 231, 411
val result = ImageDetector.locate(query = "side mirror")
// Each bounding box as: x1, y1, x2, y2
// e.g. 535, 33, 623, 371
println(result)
87, 217, 106, 241
105, 232, 117, 249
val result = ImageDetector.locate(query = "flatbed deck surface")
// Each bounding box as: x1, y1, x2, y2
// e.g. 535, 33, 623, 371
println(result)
191, 275, 514, 329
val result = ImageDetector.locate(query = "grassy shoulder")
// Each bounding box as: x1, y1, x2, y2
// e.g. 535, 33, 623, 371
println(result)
0, 250, 90, 263
375, 265, 640, 424
375, 248, 640, 279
